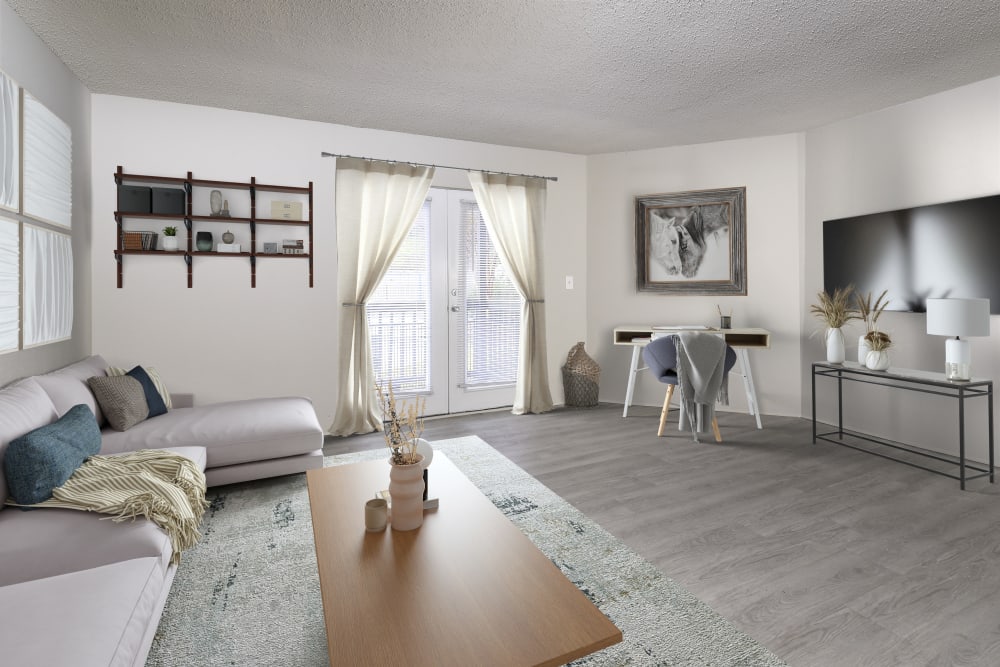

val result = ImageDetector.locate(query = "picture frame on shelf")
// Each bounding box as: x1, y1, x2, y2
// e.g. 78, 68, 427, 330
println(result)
634, 186, 746, 295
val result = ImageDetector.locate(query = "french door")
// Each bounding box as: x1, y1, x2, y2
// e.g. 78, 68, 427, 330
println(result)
367, 188, 521, 415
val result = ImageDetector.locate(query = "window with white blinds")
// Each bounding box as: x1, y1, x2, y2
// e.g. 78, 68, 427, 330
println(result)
455, 199, 521, 389
367, 198, 431, 393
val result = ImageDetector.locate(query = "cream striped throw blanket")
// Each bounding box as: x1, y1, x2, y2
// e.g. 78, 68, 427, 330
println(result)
10, 450, 208, 564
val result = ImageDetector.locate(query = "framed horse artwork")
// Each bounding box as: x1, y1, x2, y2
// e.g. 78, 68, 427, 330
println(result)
635, 187, 746, 295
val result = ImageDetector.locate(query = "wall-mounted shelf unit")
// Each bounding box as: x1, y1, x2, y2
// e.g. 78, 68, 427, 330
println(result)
113, 166, 314, 288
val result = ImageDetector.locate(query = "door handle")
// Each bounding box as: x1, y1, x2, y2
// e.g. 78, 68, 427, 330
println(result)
450, 305, 460, 312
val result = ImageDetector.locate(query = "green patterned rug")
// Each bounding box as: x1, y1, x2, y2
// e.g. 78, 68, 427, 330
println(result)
147, 436, 785, 666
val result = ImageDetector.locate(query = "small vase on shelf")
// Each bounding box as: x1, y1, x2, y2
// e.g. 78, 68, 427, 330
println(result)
388, 454, 425, 531
825, 327, 845, 364
857, 335, 871, 364
196, 231, 213, 252
865, 349, 890, 371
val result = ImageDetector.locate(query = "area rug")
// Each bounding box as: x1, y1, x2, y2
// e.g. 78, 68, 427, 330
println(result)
147, 436, 785, 666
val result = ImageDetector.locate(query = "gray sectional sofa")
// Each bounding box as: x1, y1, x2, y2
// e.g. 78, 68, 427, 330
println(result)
0, 355, 324, 666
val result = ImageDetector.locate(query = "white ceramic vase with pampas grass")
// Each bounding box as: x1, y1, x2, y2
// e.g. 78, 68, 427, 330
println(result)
810, 286, 859, 364
377, 382, 426, 531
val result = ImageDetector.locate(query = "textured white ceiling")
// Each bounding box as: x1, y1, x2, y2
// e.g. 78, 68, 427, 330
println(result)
8, 0, 1000, 154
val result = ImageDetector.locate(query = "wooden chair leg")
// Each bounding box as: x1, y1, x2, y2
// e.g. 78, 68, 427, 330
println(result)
657, 384, 675, 437
712, 416, 722, 442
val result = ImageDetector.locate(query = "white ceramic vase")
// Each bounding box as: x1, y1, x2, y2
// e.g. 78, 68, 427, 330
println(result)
388, 454, 425, 531
865, 349, 890, 371
825, 327, 845, 364
163, 236, 178, 251
858, 335, 871, 364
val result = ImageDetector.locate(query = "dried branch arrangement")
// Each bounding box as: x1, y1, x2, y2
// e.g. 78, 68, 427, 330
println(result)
810, 285, 859, 329
376, 382, 425, 465
865, 330, 893, 351
855, 289, 889, 333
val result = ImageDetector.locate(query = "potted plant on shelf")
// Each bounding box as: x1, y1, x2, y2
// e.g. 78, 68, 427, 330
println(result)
810, 285, 858, 364
377, 382, 427, 531
864, 330, 892, 370
162, 226, 178, 251
855, 289, 889, 363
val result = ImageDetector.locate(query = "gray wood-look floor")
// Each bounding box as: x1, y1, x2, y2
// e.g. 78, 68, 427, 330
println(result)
323, 404, 1000, 667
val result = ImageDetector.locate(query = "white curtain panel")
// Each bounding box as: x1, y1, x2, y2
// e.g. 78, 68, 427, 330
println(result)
23, 93, 72, 228
467, 171, 553, 415
0, 71, 18, 212
329, 158, 435, 436
0, 217, 18, 352
23, 224, 73, 346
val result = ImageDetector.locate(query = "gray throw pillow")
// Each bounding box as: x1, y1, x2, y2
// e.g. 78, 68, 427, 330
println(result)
4, 404, 102, 505
87, 375, 149, 431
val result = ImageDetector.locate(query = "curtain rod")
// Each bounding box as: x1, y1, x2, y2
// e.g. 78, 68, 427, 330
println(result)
320, 152, 558, 182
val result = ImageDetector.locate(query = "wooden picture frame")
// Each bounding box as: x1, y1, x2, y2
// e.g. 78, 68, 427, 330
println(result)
635, 187, 746, 295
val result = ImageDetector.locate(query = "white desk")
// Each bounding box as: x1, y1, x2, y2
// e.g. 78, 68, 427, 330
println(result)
613, 325, 771, 428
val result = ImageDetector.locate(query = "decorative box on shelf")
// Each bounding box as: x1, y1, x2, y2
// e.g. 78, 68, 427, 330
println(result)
270, 201, 303, 220
217, 243, 241, 253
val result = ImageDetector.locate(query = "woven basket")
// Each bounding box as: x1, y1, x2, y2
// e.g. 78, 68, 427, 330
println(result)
122, 231, 159, 251
562, 341, 600, 407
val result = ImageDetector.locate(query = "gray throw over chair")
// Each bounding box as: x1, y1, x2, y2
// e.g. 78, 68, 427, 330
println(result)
642, 334, 737, 441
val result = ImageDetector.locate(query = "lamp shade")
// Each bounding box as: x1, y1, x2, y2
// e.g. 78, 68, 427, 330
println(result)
926, 298, 990, 337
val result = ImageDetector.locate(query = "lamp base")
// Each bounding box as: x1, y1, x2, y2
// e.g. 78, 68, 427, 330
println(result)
944, 337, 972, 381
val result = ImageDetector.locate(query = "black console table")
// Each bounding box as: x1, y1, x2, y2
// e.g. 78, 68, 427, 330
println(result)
811, 362, 994, 490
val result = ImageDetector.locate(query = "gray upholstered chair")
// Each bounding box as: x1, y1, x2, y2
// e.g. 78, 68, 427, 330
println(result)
641, 335, 737, 441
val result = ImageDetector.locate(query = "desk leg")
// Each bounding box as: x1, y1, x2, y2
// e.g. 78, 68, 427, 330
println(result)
623, 345, 642, 418
736, 348, 763, 429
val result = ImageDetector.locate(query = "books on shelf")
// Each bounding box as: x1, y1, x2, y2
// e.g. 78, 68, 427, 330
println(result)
282, 239, 305, 254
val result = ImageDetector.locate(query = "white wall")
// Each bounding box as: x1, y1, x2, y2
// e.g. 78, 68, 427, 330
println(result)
587, 134, 805, 419
90, 95, 588, 430
804, 76, 1000, 463
0, 1, 91, 385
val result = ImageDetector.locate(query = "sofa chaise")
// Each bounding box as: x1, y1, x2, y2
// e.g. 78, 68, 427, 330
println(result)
0, 354, 325, 666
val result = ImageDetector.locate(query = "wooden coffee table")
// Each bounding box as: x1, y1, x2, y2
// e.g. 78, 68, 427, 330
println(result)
306, 452, 622, 666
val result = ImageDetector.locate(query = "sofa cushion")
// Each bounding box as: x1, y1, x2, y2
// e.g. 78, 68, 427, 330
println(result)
0, 557, 167, 667
88, 375, 150, 431
0, 445, 205, 586
127, 366, 167, 417
33, 354, 109, 425
108, 365, 173, 409
100, 396, 324, 468
0, 377, 59, 509
4, 404, 102, 505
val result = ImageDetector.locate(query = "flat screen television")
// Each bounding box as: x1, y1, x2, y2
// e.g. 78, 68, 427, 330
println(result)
823, 194, 1000, 314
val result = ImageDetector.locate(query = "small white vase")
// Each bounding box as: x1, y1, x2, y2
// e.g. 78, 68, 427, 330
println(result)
858, 335, 871, 364
163, 236, 178, 251
865, 349, 890, 370
388, 454, 425, 531
825, 327, 845, 364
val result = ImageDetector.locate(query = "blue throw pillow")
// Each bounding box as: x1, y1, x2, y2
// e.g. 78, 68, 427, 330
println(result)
4, 404, 102, 505
127, 366, 167, 418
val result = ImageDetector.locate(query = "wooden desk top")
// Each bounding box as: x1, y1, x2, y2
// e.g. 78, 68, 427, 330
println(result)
613, 324, 771, 348
306, 453, 622, 666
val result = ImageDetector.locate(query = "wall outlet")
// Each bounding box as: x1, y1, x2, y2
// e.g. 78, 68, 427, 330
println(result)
565, 275, 574, 290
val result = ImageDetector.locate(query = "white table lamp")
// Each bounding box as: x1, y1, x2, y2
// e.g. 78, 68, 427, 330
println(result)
926, 298, 991, 381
